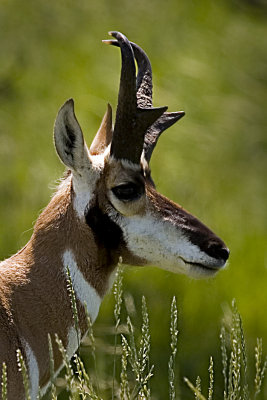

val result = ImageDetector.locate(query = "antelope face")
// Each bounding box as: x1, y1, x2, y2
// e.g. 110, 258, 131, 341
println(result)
103, 158, 229, 278
54, 31, 229, 278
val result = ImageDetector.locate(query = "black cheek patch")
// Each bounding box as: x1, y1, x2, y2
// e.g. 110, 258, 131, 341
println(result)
85, 206, 124, 250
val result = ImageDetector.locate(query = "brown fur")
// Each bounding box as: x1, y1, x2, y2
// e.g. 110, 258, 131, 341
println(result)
0, 177, 116, 397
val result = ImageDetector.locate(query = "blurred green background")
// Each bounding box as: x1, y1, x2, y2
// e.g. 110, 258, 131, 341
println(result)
0, 0, 267, 398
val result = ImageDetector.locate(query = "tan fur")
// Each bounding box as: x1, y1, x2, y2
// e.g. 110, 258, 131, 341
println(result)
0, 177, 116, 397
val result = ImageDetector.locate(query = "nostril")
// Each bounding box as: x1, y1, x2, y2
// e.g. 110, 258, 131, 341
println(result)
218, 247, 230, 262
206, 243, 230, 262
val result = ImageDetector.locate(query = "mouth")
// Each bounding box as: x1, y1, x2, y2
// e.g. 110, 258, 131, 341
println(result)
179, 257, 225, 276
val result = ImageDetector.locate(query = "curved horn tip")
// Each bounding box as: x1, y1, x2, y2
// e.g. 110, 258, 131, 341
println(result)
172, 111, 186, 121
108, 31, 128, 43
108, 31, 119, 38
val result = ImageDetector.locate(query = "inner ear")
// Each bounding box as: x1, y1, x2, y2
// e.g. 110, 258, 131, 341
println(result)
90, 104, 113, 155
54, 99, 89, 172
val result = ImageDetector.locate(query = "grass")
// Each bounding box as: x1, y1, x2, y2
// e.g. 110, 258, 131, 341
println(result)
3, 269, 266, 399
1, 363, 7, 400
0, 0, 266, 397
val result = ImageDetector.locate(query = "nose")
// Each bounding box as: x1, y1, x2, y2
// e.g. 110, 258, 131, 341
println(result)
206, 242, 230, 262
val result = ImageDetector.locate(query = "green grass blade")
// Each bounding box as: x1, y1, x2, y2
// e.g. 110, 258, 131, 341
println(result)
254, 338, 267, 398
65, 266, 80, 350
195, 376, 202, 400
55, 334, 74, 393
120, 335, 130, 400
1, 362, 7, 400
139, 296, 150, 377
220, 326, 228, 400
208, 357, 214, 400
16, 349, 31, 400
48, 334, 57, 400
169, 296, 178, 400
112, 262, 123, 400
184, 377, 207, 400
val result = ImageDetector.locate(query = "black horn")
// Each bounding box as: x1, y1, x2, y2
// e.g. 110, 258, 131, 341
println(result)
104, 31, 167, 164
144, 111, 185, 163
132, 42, 153, 109
105, 39, 153, 109
107, 32, 137, 162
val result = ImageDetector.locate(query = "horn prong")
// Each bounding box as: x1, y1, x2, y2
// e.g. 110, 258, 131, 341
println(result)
144, 111, 185, 162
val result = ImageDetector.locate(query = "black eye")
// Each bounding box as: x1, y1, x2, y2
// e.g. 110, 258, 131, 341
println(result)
112, 182, 144, 201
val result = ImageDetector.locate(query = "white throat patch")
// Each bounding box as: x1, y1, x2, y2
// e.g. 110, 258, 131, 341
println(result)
62, 249, 101, 323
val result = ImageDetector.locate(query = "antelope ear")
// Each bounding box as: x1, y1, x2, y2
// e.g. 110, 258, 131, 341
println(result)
90, 103, 113, 155
54, 99, 89, 172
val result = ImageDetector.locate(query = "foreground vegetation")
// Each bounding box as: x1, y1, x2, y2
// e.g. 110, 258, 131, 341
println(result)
3, 268, 266, 399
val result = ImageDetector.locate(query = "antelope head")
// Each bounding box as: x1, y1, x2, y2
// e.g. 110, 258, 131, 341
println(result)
54, 31, 229, 280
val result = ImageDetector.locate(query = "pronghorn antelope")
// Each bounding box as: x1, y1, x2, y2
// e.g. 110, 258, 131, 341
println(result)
0, 31, 229, 398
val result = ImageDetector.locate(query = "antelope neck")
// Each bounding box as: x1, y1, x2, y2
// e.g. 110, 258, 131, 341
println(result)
6, 177, 117, 390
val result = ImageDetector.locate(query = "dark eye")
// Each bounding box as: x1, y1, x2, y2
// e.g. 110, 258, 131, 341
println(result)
112, 182, 144, 201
